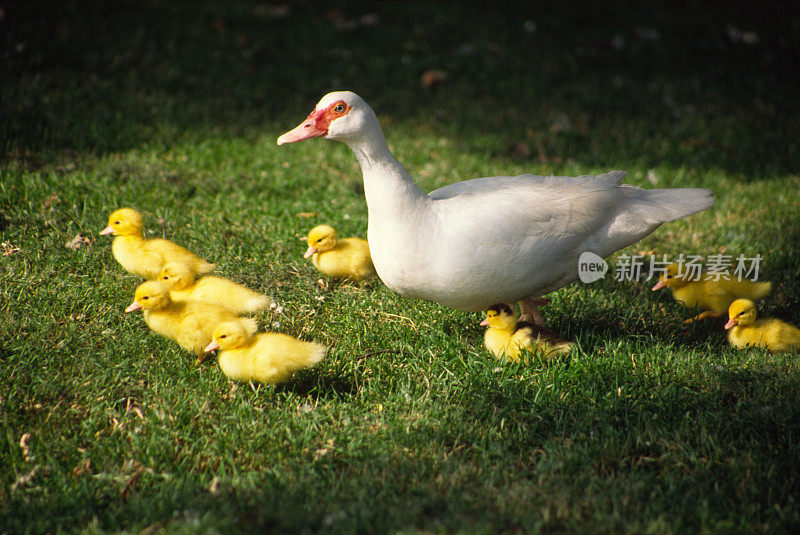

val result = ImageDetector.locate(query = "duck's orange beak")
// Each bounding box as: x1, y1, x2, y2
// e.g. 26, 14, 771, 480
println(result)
724, 318, 738, 330
204, 340, 220, 353
125, 301, 141, 313
99, 225, 114, 236
651, 280, 667, 291
479, 318, 489, 326
303, 245, 317, 259
277, 110, 327, 145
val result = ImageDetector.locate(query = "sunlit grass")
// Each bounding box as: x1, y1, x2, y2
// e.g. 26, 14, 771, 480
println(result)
2, 1, 799, 533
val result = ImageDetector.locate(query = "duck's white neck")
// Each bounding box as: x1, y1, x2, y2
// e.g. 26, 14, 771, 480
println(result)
344, 126, 429, 221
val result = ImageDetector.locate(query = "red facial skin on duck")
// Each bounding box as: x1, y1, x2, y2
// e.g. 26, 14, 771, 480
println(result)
277, 101, 351, 144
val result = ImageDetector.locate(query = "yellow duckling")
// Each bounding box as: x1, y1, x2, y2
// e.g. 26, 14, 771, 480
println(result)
203, 320, 327, 384
725, 299, 800, 353
652, 263, 771, 323
480, 303, 572, 361
304, 224, 375, 281
125, 281, 256, 360
100, 208, 214, 279
157, 262, 270, 315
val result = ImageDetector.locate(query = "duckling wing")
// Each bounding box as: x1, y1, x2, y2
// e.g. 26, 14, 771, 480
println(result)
716, 278, 772, 301
770, 320, 800, 352
176, 313, 214, 356
148, 239, 214, 275
114, 238, 166, 278
192, 276, 270, 314
250, 334, 326, 383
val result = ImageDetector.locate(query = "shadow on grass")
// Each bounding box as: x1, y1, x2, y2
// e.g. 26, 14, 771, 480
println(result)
12, 356, 797, 533
3, 2, 799, 177
273, 370, 358, 399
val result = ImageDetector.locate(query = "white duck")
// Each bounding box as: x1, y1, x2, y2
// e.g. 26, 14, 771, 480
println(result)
278, 91, 714, 323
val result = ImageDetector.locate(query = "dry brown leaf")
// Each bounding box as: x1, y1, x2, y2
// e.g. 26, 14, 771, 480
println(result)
19, 433, 32, 462
509, 142, 532, 160
65, 234, 92, 251
10, 465, 43, 492
121, 460, 145, 499
72, 458, 92, 477
421, 70, 448, 90
314, 439, 335, 460
2, 242, 20, 256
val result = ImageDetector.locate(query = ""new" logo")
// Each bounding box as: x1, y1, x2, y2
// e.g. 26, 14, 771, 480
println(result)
577, 252, 608, 283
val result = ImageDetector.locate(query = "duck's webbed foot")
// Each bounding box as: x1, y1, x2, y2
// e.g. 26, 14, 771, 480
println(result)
518, 296, 549, 327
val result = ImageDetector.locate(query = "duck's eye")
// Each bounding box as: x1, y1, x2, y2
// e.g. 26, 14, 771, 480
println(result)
162, 275, 169, 280
220, 335, 227, 339
334, 103, 346, 113
114, 221, 120, 225
316, 238, 323, 243
142, 296, 149, 300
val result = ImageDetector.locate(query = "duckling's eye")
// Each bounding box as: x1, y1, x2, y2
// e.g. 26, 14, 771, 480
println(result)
316, 238, 323, 243
142, 296, 149, 300
334, 103, 346, 113
114, 221, 120, 225
220, 335, 227, 339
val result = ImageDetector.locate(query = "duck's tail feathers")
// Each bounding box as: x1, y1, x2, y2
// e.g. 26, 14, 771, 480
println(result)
631, 187, 715, 225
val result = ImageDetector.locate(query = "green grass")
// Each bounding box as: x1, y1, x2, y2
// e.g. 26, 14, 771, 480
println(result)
2, 1, 800, 533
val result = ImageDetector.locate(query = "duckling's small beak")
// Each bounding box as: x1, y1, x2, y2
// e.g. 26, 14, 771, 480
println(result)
99, 225, 114, 236
303, 245, 317, 258
651, 280, 667, 291
124, 301, 141, 313
204, 340, 220, 353
724, 318, 738, 330
479, 318, 489, 326
277, 110, 327, 145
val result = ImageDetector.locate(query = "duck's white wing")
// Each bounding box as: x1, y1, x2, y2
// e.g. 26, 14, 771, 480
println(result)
430, 170, 712, 256
422, 171, 712, 308
428, 171, 625, 201
429, 171, 626, 253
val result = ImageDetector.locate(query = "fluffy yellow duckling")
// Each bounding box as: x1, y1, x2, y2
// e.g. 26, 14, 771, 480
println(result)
652, 263, 771, 323
203, 320, 327, 384
100, 208, 214, 279
125, 281, 256, 359
157, 262, 270, 315
480, 303, 573, 361
725, 299, 800, 353
304, 224, 375, 281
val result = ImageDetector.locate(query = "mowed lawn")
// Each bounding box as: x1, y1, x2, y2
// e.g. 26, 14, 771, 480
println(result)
2, 2, 800, 533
